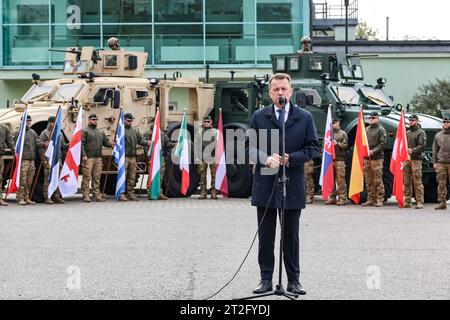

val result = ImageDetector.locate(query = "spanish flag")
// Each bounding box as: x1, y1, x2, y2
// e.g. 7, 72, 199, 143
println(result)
349, 109, 370, 204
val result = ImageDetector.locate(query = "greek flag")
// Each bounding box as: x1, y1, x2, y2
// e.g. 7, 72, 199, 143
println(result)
113, 110, 125, 200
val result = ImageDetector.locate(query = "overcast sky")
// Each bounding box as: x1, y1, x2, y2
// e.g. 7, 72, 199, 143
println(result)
357, 0, 450, 40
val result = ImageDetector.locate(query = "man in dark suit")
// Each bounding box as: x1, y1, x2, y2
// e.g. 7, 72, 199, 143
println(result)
247, 73, 319, 295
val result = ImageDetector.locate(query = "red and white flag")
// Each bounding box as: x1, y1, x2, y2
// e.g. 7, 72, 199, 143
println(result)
214, 110, 228, 197
59, 107, 83, 197
390, 111, 409, 208
7, 108, 29, 195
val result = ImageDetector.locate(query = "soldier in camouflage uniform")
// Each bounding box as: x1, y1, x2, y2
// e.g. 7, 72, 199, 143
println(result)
145, 119, 173, 200
119, 113, 150, 202
325, 118, 349, 205
362, 111, 386, 207
81, 114, 112, 202
432, 116, 450, 210
195, 116, 218, 199
0, 123, 15, 206
404, 114, 426, 209
13, 115, 44, 205
304, 160, 314, 204
39, 116, 68, 204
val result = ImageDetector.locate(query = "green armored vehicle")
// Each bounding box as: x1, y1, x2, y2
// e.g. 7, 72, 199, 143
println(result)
215, 51, 444, 203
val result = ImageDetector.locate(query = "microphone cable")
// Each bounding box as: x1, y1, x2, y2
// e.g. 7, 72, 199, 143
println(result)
204, 168, 279, 300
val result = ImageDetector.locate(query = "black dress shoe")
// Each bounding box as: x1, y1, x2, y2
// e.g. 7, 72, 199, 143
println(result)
287, 282, 306, 295
253, 280, 273, 294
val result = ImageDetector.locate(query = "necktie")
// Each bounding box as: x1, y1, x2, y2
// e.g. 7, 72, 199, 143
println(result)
277, 109, 285, 128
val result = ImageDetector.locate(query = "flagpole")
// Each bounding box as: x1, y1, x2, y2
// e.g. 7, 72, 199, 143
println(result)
102, 107, 122, 197
30, 106, 62, 199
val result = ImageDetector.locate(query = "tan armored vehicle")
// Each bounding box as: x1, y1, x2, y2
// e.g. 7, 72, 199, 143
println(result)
0, 42, 214, 199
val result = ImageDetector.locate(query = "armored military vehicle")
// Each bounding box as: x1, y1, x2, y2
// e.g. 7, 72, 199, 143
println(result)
214, 51, 444, 203
0, 44, 214, 200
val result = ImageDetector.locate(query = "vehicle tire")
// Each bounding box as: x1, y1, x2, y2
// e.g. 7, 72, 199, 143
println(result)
165, 141, 200, 197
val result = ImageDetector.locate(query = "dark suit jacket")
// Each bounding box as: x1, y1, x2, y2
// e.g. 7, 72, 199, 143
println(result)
247, 104, 319, 209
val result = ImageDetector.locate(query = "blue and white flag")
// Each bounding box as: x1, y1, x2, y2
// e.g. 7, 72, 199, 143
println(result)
113, 110, 126, 200
45, 108, 63, 198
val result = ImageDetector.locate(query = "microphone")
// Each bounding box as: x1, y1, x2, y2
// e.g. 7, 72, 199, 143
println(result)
278, 96, 287, 106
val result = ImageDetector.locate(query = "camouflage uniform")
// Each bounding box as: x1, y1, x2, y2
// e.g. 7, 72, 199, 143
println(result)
195, 126, 218, 199
81, 124, 112, 202
363, 123, 386, 207
0, 124, 14, 206
13, 127, 44, 205
304, 160, 314, 203
432, 126, 450, 210
121, 122, 148, 201
325, 128, 348, 205
403, 123, 426, 208
39, 125, 68, 203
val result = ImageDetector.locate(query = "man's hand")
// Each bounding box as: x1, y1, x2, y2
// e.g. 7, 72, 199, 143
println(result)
333, 140, 337, 146
282, 153, 289, 165
82, 156, 88, 162
408, 148, 412, 155
44, 141, 49, 147
434, 163, 441, 171
266, 153, 282, 168
369, 150, 374, 157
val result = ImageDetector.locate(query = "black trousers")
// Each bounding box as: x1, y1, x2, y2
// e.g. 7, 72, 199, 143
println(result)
257, 207, 301, 284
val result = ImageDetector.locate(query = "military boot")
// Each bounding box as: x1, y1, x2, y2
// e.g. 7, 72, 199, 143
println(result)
44, 198, 54, 204
0, 199, 8, 206
374, 201, 384, 207
414, 203, 423, 209
53, 197, 65, 204
306, 196, 314, 204
336, 199, 348, 206
210, 189, 218, 199
435, 202, 447, 210
25, 198, 36, 205
199, 192, 207, 200
126, 193, 139, 201
325, 197, 337, 205
119, 194, 128, 202
362, 200, 374, 207
18, 199, 27, 205
403, 201, 413, 208
83, 196, 91, 203
158, 193, 168, 200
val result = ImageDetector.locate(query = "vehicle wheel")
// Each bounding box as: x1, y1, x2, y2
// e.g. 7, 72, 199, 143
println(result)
165, 141, 200, 197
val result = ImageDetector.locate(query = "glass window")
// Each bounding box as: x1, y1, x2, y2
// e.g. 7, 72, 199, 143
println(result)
51, 0, 100, 24
256, 0, 302, 22
54, 83, 84, 101
359, 87, 393, 107
22, 84, 55, 102
103, 0, 151, 23
206, 0, 254, 23
3, 25, 49, 66
3, 0, 49, 24
155, 0, 202, 23
206, 25, 254, 64
257, 24, 295, 64
331, 86, 360, 105
154, 25, 203, 65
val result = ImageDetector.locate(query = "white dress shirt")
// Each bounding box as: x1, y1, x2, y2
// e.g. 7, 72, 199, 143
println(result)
274, 103, 290, 123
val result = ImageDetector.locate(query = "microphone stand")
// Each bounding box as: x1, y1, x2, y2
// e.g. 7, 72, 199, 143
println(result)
238, 100, 298, 300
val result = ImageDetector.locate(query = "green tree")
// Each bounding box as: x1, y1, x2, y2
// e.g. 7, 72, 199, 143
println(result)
410, 78, 450, 118
355, 21, 379, 40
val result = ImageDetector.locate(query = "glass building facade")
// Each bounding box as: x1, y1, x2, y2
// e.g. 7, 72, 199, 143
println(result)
1, 0, 308, 67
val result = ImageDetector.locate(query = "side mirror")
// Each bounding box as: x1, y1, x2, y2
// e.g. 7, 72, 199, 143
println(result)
113, 90, 121, 109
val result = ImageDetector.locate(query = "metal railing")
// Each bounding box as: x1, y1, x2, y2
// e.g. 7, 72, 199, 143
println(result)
313, 0, 358, 20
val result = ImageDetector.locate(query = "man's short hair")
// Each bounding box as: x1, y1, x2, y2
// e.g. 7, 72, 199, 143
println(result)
269, 73, 291, 87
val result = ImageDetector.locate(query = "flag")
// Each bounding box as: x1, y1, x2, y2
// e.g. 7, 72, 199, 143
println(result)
319, 107, 335, 200
113, 110, 125, 200
7, 108, 28, 194
175, 111, 190, 195
348, 108, 370, 203
59, 107, 83, 197
147, 109, 162, 200
45, 107, 62, 198
214, 109, 228, 197
390, 111, 409, 208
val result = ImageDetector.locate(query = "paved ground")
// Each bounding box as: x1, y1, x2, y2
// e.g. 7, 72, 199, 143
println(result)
0, 195, 449, 300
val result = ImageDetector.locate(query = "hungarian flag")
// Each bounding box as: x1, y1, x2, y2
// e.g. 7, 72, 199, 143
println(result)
390, 111, 409, 208
7, 107, 28, 194
214, 109, 228, 197
349, 108, 370, 204
59, 107, 83, 197
45, 107, 63, 198
319, 107, 335, 200
175, 111, 190, 195
147, 109, 162, 200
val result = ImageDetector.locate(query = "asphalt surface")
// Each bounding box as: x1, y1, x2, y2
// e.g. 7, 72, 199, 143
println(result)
1, 195, 449, 300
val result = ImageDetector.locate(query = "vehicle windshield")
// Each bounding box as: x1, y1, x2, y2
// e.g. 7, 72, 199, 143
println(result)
359, 87, 394, 106
54, 83, 84, 101
22, 84, 54, 102
331, 86, 359, 105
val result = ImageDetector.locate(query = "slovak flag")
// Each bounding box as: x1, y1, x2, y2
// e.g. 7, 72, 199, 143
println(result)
214, 109, 228, 197
319, 107, 335, 200
45, 107, 63, 198
59, 107, 83, 197
7, 107, 29, 194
